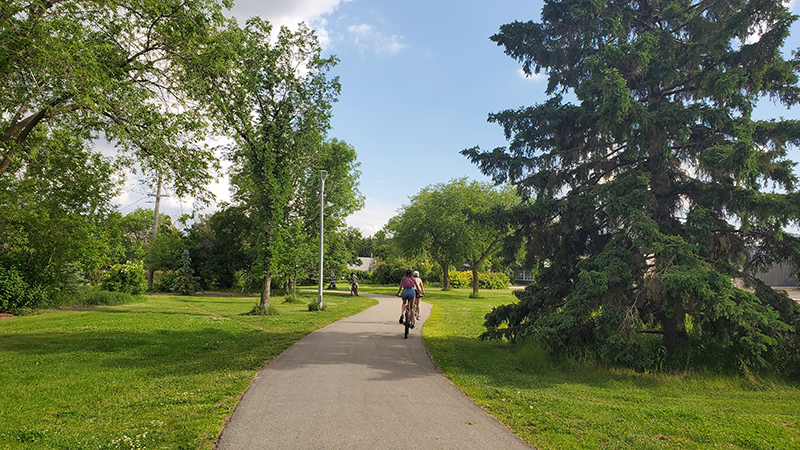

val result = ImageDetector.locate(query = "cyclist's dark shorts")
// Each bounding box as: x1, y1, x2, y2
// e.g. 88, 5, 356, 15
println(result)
401, 287, 416, 301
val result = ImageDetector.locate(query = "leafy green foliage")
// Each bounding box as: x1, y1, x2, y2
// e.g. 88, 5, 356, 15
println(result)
1, 0, 230, 298
185, 205, 253, 291
70, 285, 139, 306
0, 133, 122, 289
152, 270, 179, 293
465, 0, 800, 372
358, 229, 398, 261
188, 19, 350, 310
0, 266, 47, 312
101, 261, 147, 295
390, 178, 518, 294
371, 258, 436, 285
147, 217, 186, 273
1, 0, 224, 197
448, 270, 510, 290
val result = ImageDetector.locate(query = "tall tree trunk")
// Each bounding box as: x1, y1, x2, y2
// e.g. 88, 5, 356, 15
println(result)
659, 300, 688, 361
260, 274, 271, 311
471, 264, 480, 298
440, 261, 450, 290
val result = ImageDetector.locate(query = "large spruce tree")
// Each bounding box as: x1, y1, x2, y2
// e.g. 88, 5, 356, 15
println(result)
463, 0, 800, 370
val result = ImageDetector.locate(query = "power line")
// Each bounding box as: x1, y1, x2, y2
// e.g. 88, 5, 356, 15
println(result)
118, 196, 147, 212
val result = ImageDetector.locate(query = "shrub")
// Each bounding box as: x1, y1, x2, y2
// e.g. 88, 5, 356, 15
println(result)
372, 260, 405, 285
75, 285, 139, 306
247, 302, 279, 315
372, 258, 437, 285
153, 270, 179, 292
101, 260, 147, 295
448, 271, 510, 290
480, 272, 510, 289
0, 266, 47, 312
448, 270, 471, 288
60, 263, 88, 296
349, 270, 372, 284
307, 300, 326, 312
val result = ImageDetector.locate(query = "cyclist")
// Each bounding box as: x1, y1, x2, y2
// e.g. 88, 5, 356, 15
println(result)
412, 270, 424, 321
349, 272, 359, 296
396, 269, 420, 328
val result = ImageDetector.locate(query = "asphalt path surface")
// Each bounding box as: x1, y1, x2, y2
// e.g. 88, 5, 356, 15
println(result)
216, 293, 533, 449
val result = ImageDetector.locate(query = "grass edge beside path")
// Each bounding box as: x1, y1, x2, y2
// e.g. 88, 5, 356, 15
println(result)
418, 288, 800, 450
0, 291, 376, 449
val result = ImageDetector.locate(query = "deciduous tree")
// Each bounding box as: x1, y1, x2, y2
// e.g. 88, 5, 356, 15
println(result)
0, 131, 121, 289
190, 19, 342, 311
391, 178, 517, 295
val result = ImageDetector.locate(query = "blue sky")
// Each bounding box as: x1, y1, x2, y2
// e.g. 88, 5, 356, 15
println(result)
116, 0, 800, 236
228, 0, 548, 236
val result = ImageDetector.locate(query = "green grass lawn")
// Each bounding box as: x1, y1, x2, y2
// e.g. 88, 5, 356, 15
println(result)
3, 285, 799, 449
417, 287, 800, 450
0, 292, 375, 449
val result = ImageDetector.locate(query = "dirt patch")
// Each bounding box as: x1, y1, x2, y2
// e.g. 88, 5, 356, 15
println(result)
0, 313, 14, 319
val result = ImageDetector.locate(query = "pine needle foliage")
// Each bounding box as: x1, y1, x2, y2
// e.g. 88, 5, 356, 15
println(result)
463, 0, 800, 373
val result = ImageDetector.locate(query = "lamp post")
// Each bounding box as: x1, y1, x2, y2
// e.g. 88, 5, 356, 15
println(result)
317, 170, 327, 308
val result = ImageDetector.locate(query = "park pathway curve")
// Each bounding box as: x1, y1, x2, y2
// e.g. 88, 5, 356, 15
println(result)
216, 293, 533, 450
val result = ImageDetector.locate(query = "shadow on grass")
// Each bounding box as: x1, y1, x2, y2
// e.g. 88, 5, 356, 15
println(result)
0, 327, 305, 377
424, 334, 663, 390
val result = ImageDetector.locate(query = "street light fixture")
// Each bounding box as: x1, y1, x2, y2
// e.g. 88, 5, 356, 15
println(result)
317, 170, 327, 309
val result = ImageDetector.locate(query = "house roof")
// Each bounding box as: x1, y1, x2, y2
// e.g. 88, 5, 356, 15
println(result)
347, 257, 376, 272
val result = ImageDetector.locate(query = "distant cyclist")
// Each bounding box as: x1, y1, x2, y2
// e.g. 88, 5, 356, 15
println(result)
396, 269, 420, 328
349, 272, 359, 296
412, 270, 424, 321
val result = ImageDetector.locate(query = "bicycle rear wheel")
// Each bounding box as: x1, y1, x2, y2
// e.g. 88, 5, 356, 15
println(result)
404, 307, 411, 339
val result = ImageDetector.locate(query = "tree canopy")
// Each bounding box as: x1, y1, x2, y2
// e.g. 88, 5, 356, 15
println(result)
390, 178, 518, 295
1, 0, 224, 196
0, 2, 363, 310
464, 0, 800, 371
189, 18, 358, 310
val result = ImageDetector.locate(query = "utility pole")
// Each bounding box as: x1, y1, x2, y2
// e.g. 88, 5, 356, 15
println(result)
317, 170, 327, 308
147, 176, 168, 291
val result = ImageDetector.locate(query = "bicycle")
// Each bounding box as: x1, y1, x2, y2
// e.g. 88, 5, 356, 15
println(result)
402, 299, 416, 339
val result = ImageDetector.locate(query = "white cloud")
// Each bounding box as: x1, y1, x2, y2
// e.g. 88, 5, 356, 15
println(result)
227, 0, 352, 47
348, 23, 407, 56
517, 68, 546, 81
346, 198, 398, 236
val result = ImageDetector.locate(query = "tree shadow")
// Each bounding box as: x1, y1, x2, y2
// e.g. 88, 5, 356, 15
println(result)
0, 326, 302, 377
423, 334, 664, 390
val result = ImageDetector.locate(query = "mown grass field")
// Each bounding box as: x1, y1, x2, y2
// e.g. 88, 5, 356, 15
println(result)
3, 285, 800, 449
418, 287, 800, 450
0, 292, 375, 449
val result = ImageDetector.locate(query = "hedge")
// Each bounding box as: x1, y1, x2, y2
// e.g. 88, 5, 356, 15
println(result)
447, 270, 509, 289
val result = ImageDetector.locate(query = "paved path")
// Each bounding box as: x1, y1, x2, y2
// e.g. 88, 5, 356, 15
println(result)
779, 288, 800, 303
216, 294, 532, 449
